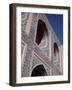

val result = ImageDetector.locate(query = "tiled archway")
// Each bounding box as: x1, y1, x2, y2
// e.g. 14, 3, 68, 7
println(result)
35, 19, 48, 45
31, 64, 47, 76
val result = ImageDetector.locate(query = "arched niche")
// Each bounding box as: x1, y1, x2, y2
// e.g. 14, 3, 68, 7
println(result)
54, 43, 59, 53
35, 19, 49, 56
31, 64, 47, 76
54, 42, 59, 63
35, 19, 48, 45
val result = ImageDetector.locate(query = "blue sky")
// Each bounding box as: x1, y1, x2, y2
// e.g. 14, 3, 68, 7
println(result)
46, 14, 63, 44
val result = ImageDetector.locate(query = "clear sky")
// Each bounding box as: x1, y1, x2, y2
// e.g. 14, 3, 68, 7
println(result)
46, 14, 63, 44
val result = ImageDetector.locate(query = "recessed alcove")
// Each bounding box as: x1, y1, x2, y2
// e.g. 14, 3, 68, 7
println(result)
31, 65, 47, 76
35, 19, 48, 45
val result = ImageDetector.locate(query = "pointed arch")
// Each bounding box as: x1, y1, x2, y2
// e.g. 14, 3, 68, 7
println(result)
54, 43, 59, 54
31, 64, 47, 76
35, 19, 48, 45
